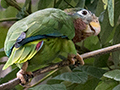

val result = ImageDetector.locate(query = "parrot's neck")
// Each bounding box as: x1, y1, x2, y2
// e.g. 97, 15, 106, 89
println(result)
72, 18, 88, 43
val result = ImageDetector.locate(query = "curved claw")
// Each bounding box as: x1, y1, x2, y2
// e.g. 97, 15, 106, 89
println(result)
17, 69, 26, 84
75, 53, 84, 65
17, 62, 33, 85
67, 54, 76, 65
17, 69, 33, 85
67, 53, 84, 65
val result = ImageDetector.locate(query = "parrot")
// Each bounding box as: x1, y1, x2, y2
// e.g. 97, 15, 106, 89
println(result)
2, 8, 100, 84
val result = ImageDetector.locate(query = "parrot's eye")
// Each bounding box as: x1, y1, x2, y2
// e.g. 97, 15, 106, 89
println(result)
82, 10, 87, 15
77, 9, 89, 16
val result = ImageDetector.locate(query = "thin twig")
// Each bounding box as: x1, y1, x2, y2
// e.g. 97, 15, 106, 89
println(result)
0, 17, 18, 22
27, 0, 32, 14
5, 0, 21, 11
80, 43, 120, 59
5, 0, 29, 16
30, 69, 58, 87
0, 62, 6, 64
1, 43, 120, 90
54, 0, 56, 8
64, 0, 74, 8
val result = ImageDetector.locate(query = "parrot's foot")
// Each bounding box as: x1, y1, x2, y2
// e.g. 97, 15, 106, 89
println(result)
17, 69, 33, 85
68, 54, 76, 65
17, 69, 27, 84
17, 62, 33, 85
68, 53, 84, 65
75, 53, 84, 65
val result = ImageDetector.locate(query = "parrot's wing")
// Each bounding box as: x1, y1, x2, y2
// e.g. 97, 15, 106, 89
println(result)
2, 40, 44, 70
5, 8, 75, 56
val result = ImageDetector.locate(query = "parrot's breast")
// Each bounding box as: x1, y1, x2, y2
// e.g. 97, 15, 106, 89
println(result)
73, 18, 87, 43
18, 37, 77, 71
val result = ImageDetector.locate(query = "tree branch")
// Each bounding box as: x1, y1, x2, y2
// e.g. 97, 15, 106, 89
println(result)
1, 43, 120, 90
5, 0, 21, 11
0, 17, 18, 22
5, 0, 29, 16
64, 0, 74, 8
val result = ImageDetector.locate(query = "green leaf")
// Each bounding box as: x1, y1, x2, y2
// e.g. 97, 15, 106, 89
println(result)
102, 0, 108, 10
112, 51, 120, 68
98, 0, 120, 46
0, 26, 8, 58
54, 0, 62, 8
98, 11, 105, 22
56, 0, 72, 9
0, 51, 5, 59
1, 0, 9, 8
0, 48, 5, 58
0, 27, 8, 48
94, 54, 110, 67
24, 0, 31, 7
84, 36, 100, 51
95, 80, 118, 90
91, 0, 95, 3
47, 79, 63, 85
0, 78, 3, 83
0, 27, 8, 58
95, 0, 113, 45
96, 0, 104, 16
76, 0, 85, 8
73, 77, 100, 90
108, 0, 114, 27
0, 6, 18, 19
28, 84, 67, 90
66, 83, 77, 90
112, 0, 120, 67
38, 0, 54, 10
112, 25, 120, 68
85, 0, 99, 13
73, 65, 107, 79
113, 84, 120, 90
14, 85, 24, 90
53, 72, 88, 84
66, 77, 100, 90
103, 70, 120, 81
84, 58, 95, 65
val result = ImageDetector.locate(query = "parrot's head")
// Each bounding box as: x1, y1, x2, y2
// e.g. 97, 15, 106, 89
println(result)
64, 8, 101, 43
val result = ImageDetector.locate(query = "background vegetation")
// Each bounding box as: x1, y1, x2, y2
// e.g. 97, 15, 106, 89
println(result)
0, 0, 120, 90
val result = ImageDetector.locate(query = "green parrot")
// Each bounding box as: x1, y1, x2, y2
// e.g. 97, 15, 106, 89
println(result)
2, 8, 100, 84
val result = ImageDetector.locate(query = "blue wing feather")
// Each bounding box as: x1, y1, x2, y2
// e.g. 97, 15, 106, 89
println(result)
8, 33, 67, 57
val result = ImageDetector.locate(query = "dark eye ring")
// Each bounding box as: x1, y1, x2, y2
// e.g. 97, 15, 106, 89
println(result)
82, 10, 87, 15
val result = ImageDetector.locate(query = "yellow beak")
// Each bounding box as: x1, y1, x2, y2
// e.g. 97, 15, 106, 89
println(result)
89, 21, 101, 36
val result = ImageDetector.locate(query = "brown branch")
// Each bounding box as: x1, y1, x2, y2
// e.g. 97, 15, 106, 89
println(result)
1, 43, 120, 90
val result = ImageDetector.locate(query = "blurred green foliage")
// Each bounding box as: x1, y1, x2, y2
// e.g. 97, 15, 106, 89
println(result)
0, 0, 120, 90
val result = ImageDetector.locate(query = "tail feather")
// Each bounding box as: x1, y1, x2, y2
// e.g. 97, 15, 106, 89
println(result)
18, 44, 37, 63
2, 40, 44, 70
2, 47, 21, 70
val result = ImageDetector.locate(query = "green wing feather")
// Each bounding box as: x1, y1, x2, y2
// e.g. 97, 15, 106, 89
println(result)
3, 8, 76, 70
4, 8, 75, 56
